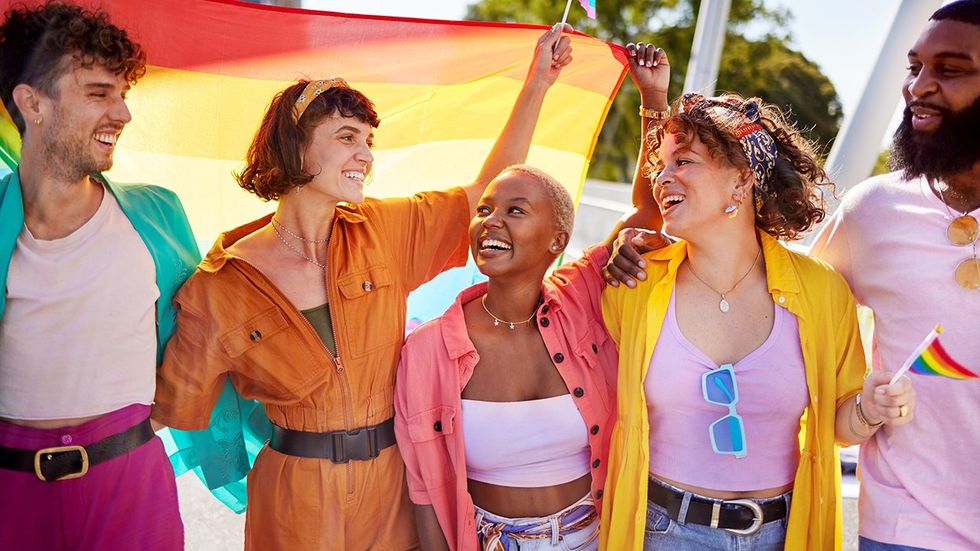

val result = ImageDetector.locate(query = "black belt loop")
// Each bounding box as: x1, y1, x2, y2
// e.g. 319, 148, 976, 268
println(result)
270, 418, 397, 464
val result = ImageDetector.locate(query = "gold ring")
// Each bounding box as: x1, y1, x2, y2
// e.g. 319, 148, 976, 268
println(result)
899, 405, 908, 418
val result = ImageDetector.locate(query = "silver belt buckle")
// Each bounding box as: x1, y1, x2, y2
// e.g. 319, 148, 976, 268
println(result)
721, 499, 764, 536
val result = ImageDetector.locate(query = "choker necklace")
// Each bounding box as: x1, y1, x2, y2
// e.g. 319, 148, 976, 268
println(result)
686, 247, 763, 313
272, 222, 326, 270
481, 295, 536, 329
272, 217, 330, 243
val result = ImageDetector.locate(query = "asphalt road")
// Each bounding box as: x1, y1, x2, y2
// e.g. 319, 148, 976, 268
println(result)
176, 474, 862, 550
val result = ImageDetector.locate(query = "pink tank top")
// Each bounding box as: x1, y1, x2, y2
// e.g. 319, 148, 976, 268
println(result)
461, 395, 591, 487
644, 291, 809, 491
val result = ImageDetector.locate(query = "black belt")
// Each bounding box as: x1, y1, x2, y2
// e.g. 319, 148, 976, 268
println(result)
648, 478, 788, 536
0, 418, 154, 482
270, 418, 396, 464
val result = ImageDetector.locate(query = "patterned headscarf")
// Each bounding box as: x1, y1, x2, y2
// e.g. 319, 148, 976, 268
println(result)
292, 77, 350, 123
679, 93, 778, 191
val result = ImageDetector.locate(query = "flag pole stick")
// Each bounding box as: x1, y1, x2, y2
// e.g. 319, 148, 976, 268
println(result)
890, 324, 943, 384
559, 0, 573, 28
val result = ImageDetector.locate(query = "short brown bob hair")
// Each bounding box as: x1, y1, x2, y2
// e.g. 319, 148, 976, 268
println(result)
237, 80, 380, 201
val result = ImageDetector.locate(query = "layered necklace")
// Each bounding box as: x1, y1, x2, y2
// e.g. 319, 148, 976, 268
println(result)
271, 216, 330, 270
686, 247, 763, 313
933, 182, 980, 291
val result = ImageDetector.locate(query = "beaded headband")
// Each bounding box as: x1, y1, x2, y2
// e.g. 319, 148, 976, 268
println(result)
679, 93, 778, 191
292, 78, 349, 123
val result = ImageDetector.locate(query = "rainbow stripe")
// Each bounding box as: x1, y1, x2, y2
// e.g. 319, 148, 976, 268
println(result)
909, 335, 977, 379
0, 0, 627, 243
579, 0, 597, 19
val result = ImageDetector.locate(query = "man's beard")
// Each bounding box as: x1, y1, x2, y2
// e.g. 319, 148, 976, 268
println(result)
890, 95, 980, 182
41, 104, 113, 182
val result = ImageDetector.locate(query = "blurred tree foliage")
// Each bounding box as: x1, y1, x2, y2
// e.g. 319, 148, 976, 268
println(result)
871, 148, 892, 176
466, 0, 842, 182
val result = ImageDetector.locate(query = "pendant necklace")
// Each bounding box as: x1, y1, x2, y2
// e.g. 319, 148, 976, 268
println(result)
686, 247, 763, 313
481, 295, 537, 329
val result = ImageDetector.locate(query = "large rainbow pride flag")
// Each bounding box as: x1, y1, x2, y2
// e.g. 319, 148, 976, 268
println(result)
0, 0, 628, 511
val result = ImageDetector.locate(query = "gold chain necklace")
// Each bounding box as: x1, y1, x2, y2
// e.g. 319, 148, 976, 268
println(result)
481, 295, 537, 329
686, 247, 763, 313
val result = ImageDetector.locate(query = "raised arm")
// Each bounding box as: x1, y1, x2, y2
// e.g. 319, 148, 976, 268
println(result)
462, 24, 573, 212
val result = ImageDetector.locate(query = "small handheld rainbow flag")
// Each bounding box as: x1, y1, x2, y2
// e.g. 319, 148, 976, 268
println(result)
560, 0, 597, 26
579, 0, 597, 19
890, 325, 977, 384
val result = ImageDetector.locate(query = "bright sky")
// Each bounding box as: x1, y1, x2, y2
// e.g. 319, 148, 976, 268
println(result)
300, 0, 911, 119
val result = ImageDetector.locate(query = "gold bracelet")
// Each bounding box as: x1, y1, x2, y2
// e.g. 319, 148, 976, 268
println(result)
855, 393, 883, 429
639, 105, 671, 121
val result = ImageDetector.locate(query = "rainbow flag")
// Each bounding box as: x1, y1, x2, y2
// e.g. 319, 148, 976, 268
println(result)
0, 0, 627, 244
909, 326, 977, 379
0, 0, 627, 512
579, 0, 598, 19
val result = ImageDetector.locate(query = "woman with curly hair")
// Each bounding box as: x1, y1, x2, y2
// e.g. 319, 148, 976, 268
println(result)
598, 46, 917, 551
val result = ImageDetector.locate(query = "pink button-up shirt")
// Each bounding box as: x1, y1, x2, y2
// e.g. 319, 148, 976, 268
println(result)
394, 246, 616, 551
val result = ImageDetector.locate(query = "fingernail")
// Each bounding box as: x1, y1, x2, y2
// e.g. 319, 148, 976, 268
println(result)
627, 279, 636, 288
639, 260, 646, 268
653, 60, 659, 67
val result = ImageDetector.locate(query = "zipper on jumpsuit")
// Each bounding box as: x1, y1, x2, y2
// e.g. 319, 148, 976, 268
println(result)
231, 252, 358, 495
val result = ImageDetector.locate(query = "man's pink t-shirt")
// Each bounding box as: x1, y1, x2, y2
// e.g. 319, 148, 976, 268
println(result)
811, 172, 980, 550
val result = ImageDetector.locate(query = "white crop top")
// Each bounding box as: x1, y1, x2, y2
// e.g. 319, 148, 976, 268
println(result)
461, 394, 591, 487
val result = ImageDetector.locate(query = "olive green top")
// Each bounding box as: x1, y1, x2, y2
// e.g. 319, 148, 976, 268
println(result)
300, 303, 336, 356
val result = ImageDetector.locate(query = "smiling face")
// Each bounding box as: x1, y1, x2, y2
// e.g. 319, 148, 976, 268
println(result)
903, 19, 980, 132
469, 171, 568, 281
652, 131, 748, 241
301, 114, 374, 204
38, 61, 132, 180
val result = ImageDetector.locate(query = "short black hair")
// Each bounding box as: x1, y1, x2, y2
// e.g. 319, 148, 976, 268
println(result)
931, 0, 980, 25
0, 2, 146, 134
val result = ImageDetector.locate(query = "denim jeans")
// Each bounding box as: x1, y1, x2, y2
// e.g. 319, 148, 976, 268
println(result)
858, 536, 932, 551
644, 480, 791, 551
474, 494, 599, 551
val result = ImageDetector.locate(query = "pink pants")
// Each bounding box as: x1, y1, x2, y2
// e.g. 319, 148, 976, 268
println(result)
0, 404, 184, 550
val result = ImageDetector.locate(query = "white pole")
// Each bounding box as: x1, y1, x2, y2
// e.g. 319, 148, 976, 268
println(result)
822, 0, 943, 200
682, 0, 732, 96
559, 0, 573, 28
890, 325, 943, 384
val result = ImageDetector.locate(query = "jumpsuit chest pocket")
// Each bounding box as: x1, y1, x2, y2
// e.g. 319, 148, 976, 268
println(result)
220, 308, 290, 358
337, 264, 400, 357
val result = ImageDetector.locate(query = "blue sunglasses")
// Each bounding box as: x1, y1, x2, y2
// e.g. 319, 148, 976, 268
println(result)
701, 364, 747, 458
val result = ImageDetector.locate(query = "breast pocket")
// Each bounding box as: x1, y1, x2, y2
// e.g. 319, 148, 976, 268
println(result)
219, 308, 320, 399
337, 264, 401, 358
406, 406, 456, 490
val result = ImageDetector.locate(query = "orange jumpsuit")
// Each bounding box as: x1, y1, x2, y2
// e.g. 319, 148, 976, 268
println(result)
153, 189, 469, 550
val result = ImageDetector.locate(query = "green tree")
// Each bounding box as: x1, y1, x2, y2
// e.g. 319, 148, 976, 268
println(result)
466, 0, 842, 182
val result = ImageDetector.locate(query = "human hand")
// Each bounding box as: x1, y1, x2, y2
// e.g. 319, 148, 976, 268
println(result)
626, 42, 670, 110
861, 370, 916, 427
604, 228, 672, 288
528, 23, 574, 87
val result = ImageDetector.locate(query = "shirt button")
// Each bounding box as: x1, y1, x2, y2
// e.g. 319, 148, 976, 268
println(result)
541, 305, 550, 314
433, 421, 442, 432
540, 318, 550, 327
591, 343, 598, 353
362, 281, 374, 292
595, 489, 604, 499
590, 425, 600, 435
553, 352, 564, 363
778, 296, 785, 304
592, 459, 601, 468
60, 434, 73, 445
249, 330, 262, 342
573, 387, 584, 398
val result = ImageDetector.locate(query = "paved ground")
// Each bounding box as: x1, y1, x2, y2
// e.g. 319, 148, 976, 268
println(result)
177, 473, 862, 550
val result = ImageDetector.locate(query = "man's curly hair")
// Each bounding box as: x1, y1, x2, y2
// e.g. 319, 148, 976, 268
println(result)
0, 2, 146, 134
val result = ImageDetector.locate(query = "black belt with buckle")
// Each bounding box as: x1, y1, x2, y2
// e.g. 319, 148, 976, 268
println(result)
648, 478, 788, 536
270, 418, 396, 464
0, 418, 154, 482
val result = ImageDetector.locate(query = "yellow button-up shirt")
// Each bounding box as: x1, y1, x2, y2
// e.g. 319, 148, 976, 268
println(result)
599, 231, 865, 551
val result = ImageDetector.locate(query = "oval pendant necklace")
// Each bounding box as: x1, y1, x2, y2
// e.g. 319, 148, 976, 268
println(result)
686, 247, 763, 313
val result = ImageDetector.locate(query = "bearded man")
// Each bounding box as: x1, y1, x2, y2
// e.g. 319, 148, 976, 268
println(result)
810, 1, 980, 549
